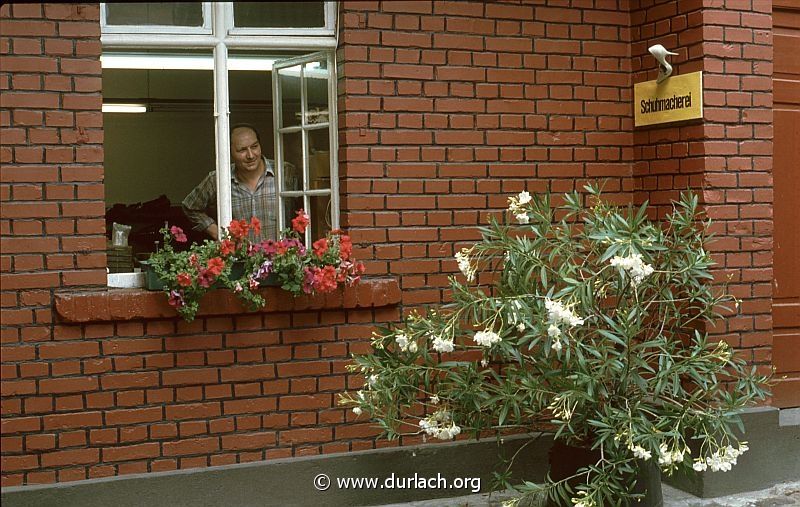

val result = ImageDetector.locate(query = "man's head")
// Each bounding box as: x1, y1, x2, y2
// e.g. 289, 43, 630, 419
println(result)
230, 123, 264, 177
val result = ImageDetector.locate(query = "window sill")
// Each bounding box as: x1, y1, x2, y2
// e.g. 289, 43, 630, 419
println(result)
54, 278, 400, 323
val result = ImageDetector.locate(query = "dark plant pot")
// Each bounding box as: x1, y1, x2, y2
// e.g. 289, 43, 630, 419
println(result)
141, 260, 279, 291
547, 440, 663, 507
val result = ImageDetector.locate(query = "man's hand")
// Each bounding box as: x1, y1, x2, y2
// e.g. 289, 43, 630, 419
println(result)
206, 224, 219, 240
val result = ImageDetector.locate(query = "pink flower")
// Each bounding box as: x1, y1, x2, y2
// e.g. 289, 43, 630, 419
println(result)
197, 270, 214, 288
291, 209, 310, 234
168, 290, 185, 308
248, 277, 259, 291
259, 240, 277, 256
302, 267, 316, 294
170, 226, 187, 243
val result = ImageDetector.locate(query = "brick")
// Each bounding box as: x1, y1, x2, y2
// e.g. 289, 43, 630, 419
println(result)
43, 412, 102, 430
162, 437, 219, 456
40, 448, 99, 468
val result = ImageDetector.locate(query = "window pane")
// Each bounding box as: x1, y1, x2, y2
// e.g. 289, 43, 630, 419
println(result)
309, 129, 330, 190
105, 3, 204, 27
304, 59, 329, 125
280, 131, 304, 191
310, 195, 332, 239
278, 65, 302, 128
233, 2, 325, 28
103, 66, 214, 263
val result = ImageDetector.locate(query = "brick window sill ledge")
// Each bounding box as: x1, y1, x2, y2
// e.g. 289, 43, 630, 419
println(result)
54, 278, 400, 323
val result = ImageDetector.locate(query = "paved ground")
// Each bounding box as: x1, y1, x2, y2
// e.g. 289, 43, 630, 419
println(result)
375, 481, 800, 507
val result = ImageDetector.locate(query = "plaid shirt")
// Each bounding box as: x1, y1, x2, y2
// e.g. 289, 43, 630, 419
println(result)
182, 158, 284, 240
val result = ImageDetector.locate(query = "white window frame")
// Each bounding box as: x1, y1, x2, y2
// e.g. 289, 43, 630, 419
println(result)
100, 2, 338, 237
273, 52, 340, 244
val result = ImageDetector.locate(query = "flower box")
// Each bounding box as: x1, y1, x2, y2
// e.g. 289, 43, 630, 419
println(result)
142, 260, 279, 291
142, 212, 364, 321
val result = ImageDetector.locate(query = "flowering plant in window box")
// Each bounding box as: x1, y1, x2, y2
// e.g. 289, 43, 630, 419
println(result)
145, 210, 365, 322
341, 185, 769, 507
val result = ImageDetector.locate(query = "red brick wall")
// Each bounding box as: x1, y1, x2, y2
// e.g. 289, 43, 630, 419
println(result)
630, 0, 774, 378
338, 0, 635, 309
0, 0, 776, 487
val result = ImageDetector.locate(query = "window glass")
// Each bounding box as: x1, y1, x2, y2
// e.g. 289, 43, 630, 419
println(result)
233, 2, 325, 28
278, 65, 302, 128
103, 66, 214, 263
105, 3, 204, 27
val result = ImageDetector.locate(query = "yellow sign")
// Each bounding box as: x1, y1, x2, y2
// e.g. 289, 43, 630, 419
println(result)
634, 71, 703, 127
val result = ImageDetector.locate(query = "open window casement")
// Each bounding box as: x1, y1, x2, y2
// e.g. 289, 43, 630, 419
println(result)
272, 51, 339, 245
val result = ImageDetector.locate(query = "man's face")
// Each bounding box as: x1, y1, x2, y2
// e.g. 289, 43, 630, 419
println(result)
231, 128, 263, 175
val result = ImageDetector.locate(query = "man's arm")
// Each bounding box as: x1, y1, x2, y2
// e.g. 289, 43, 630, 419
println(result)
181, 172, 218, 239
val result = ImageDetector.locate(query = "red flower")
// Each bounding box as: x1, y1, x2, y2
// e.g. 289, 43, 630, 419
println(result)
207, 257, 225, 276
228, 219, 249, 240
275, 239, 289, 255
170, 225, 187, 243
339, 234, 352, 260
176, 273, 192, 287
250, 217, 261, 236
291, 209, 310, 234
312, 238, 328, 257
312, 265, 338, 293
220, 239, 235, 256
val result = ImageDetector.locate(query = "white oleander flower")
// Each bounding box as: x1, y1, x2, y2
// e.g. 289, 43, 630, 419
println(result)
629, 444, 652, 461
419, 410, 460, 440
516, 322, 526, 333
408, 341, 418, 353
547, 323, 562, 338
430, 394, 440, 405
395, 332, 410, 351
545, 298, 585, 327
551, 338, 563, 352
658, 443, 687, 467
692, 459, 708, 472
515, 213, 530, 224
517, 190, 531, 205
454, 248, 476, 282
474, 329, 501, 347
610, 252, 655, 286
480, 359, 489, 367
432, 336, 455, 353
352, 407, 362, 416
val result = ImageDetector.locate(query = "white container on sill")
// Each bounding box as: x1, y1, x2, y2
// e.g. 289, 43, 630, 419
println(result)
107, 271, 146, 288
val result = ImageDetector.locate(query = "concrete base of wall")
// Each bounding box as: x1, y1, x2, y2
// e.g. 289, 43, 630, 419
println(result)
2, 408, 797, 506
0, 433, 553, 507
664, 407, 800, 498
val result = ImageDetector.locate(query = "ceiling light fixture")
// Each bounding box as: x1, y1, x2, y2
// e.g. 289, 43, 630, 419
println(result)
102, 103, 148, 113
